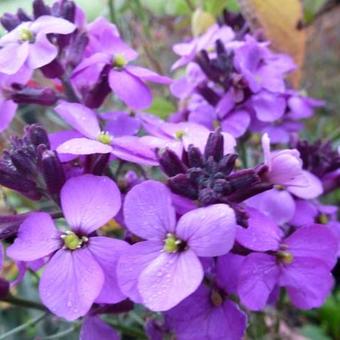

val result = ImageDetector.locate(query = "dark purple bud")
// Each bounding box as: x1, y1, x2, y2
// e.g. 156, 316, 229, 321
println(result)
187, 145, 204, 168
10, 149, 38, 177
198, 187, 218, 205
0, 165, 41, 200
83, 68, 111, 109
168, 174, 198, 199
204, 129, 224, 162
11, 87, 58, 106
0, 279, 9, 299
213, 178, 233, 195
16, 8, 31, 22
0, 13, 20, 31
33, 0, 51, 18
38, 146, 65, 196
91, 154, 110, 175
228, 182, 273, 203
59, 0, 76, 23
158, 149, 187, 177
0, 213, 30, 240
227, 169, 260, 191
195, 84, 220, 106
91, 299, 134, 316
40, 59, 65, 78
218, 153, 238, 174
66, 33, 89, 68
26, 124, 50, 148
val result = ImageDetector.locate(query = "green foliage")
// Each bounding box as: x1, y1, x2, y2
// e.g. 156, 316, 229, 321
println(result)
148, 97, 176, 120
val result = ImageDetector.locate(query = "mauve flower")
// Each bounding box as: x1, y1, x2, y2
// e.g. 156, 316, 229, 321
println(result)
7, 175, 128, 320
233, 36, 295, 94
117, 180, 237, 311
246, 134, 323, 224
140, 113, 236, 156
237, 213, 337, 310
172, 24, 235, 70
0, 67, 32, 132
71, 35, 171, 110
0, 15, 75, 74
166, 254, 247, 340
80, 316, 119, 340
54, 101, 157, 165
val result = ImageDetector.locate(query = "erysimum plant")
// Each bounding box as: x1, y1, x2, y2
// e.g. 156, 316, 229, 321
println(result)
0, 1, 339, 339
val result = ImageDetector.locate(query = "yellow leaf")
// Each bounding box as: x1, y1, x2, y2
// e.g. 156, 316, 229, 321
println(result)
191, 8, 216, 37
239, 0, 305, 87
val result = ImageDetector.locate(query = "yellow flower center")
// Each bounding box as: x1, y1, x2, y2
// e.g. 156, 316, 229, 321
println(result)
97, 131, 113, 145
277, 251, 294, 264
61, 231, 88, 250
19, 27, 34, 42
164, 233, 182, 253
113, 54, 126, 68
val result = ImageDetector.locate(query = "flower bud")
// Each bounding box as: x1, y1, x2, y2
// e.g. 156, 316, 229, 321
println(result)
33, 0, 51, 18
26, 124, 50, 148
168, 174, 197, 199
0, 13, 20, 31
0, 279, 9, 299
159, 149, 187, 176
12, 87, 58, 106
204, 129, 224, 162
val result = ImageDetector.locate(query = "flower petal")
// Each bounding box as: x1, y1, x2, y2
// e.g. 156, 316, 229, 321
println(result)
54, 101, 100, 139
27, 34, 58, 69
138, 250, 203, 311
117, 240, 163, 303
284, 225, 338, 269
88, 236, 129, 304
176, 204, 236, 257
126, 65, 172, 84
0, 43, 29, 75
123, 180, 176, 240
80, 317, 119, 340
109, 69, 152, 110
39, 248, 104, 320
280, 257, 334, 309
111, 136, 158, 166
252, 91, 286, 122
236, 208, 281, 251
30, 16, 76, 35
288, 171, 323, 199
0, 99, 17, 132
61, 175, 121, 234
238, 253, 279, 311
7, 213, 60, 262
57, 138, 112, 155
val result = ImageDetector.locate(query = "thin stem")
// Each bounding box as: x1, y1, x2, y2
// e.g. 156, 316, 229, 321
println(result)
184, 0, 195, 11
61, 77, 79, 103
40, 324, 80, 339
2, 294, 47, 311
0, 312, 47, 340
108, 0, 116, 23
106, 320, 147, 339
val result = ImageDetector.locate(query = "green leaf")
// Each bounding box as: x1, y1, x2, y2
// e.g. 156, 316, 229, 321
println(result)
148, 97, 176, 119
205, 0, 240, 16
300, 325, 331, 340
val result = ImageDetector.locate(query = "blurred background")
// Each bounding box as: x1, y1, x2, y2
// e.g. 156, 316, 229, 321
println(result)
0, 0, 339, 339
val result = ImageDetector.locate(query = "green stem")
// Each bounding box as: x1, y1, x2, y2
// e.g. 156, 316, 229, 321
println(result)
106, 320, 147, 339
108, 0, 116, 23
2, 294, 47, 311
0, 312, 47, 340
40, 324, 80, 339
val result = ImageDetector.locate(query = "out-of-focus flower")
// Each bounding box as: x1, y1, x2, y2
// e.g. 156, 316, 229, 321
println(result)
0, 15, 75, 74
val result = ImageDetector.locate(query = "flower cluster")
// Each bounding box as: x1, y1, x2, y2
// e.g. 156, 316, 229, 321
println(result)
0, 1, 339, 339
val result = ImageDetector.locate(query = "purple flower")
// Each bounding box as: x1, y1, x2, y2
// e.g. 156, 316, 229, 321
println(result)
237, 213, 337, 310
0, 67, 32, 132
80, 316, 119, 340
54, 101, 158, 165
140, 113, 236, 156
172, 24, 235, 70
72, 35, 171, 110
233, 36, 295, 94
166, 254, 247, 340
0, 15, 75, 74
7, 174, 128, 320
117, 180, 237, 311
